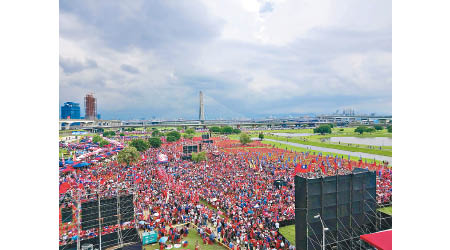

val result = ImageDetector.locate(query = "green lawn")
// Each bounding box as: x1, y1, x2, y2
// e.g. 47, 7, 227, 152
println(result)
199, 199, 225, 218
279, 225, 295, 246
378, 206, 392, 215
252, 128, 315, 134
264, 134, 392, 157
143, 228, 228, 250
59, 147, 70, 158
261, 140, 386, 165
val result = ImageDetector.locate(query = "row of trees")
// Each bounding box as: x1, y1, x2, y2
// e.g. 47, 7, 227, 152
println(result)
354, 126, 376, 134
209, 126, 241, 134
312, 124, 392, 135
128, 137, 163, 152
103, 131, 116, 137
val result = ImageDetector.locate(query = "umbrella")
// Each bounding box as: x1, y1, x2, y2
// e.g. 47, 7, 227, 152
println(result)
153, 213, 159, 217
138, 221, 146, 225
159, 237, 168, 243
248, 210, 254, 214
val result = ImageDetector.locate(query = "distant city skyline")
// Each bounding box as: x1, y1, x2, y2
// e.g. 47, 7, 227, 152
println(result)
60, 93, 389, 121
60, 0, 391, 120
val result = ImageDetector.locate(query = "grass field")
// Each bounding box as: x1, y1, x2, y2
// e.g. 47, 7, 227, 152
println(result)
222, 134, 387, 165
377, 206, 392, 215
199, 199, 225, 218
261, 140, 386, 165
279, 225, 295, 246
251, 128, 315, 133
142, 228, 228, 250
264, 134, 392, 157
59, 147, 70, 158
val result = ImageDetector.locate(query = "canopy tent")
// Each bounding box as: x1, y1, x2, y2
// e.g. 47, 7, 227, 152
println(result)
72, 162, 91, 168
360, 230, 392, 250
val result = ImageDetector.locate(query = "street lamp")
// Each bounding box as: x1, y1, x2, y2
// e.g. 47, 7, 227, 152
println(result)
314, 214, 328, 250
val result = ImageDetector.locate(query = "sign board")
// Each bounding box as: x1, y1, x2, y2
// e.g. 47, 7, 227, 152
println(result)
142, 231, 158, 245
72, 131, 88, 135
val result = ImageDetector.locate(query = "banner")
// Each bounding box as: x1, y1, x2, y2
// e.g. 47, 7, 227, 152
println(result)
157, 153, 168, 163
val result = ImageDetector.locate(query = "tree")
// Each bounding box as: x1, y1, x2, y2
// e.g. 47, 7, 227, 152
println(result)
313, 125, 332, 135
92, 135, 102, 144
166, 131, 181, 141
328, 123, 334, 128
221, 126, 234, 134
183, 133, 194, 139
103, 131, 116, 137
240, 133, 251, 145
233, 128, 241, 134
191, 152, 207, 162
129, 139, 149, 152
120, 133, 125, 137
117, 146, 140, 166
148, 137, 162, 148
152, 129, 160, 137
366, 127, 376, 133
355, 126, 368, 134
166, 135, 177, 142
387, 125, 392, 133
258, 133, 264, 140
209, 126, 221, 133
185, 128, 195, 135
374, 125, 383, 131
99, 140, 109, 147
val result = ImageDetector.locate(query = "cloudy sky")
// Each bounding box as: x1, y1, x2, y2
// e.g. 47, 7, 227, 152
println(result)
59, 0, 391, 120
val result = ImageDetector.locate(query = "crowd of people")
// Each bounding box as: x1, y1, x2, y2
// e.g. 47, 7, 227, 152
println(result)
59, 134, 392, 249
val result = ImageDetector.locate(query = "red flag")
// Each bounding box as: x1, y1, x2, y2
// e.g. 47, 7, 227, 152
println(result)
293, 164, 302, 175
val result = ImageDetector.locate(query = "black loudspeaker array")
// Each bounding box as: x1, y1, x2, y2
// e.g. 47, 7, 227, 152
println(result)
295, 170, 376, 250
120, 194, 134, 223
81, 194, 135, 230
183, 145, 198, 154
81, 200, 99, 230
100, 197, 118, 227
61, 207, 73, 223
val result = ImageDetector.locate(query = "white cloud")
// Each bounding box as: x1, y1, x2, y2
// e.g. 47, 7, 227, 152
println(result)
60, 0, 392, 119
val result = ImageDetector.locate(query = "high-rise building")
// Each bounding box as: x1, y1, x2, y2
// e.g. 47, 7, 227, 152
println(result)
84, 93, 97, 120
61, 102, 81, 119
